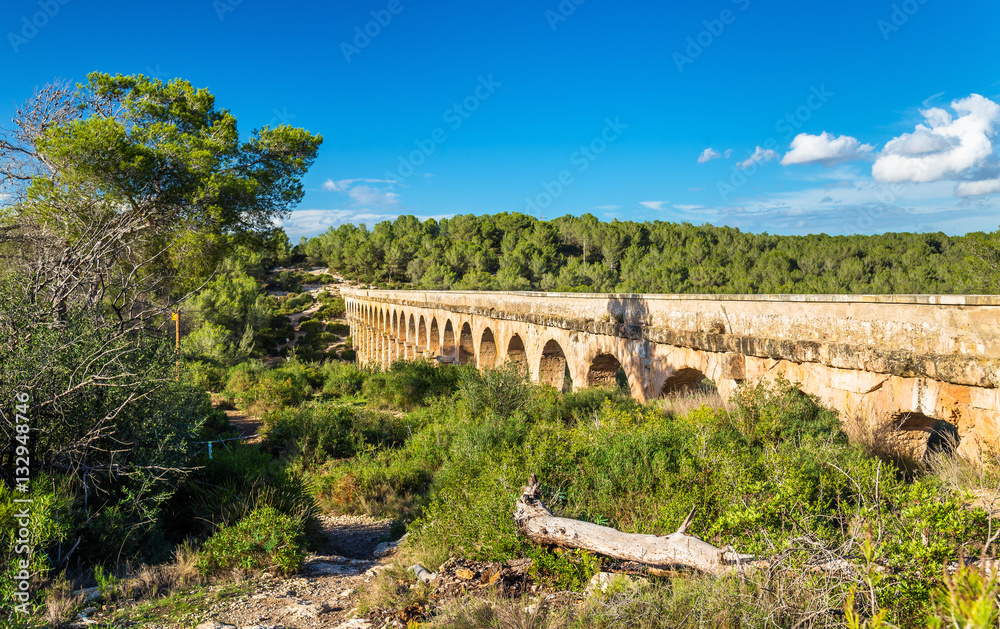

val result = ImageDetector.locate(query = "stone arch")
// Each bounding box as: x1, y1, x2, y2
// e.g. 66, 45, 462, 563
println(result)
539, 339, 569, 392
408, 314, 416, 345
443, 320, 456, 360
459, 322, 475, 365
660, 368, 715, 397
391, 310, 398, 337
587, 352, 629, 389
429, 318, 440, 353
891, 412, 960, 460
479, 328, 498, 369
506, 334, 528, 371
418, 316, 428, 350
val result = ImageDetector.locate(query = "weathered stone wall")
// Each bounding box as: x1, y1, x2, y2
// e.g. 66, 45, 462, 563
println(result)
343, 289, 1000, 459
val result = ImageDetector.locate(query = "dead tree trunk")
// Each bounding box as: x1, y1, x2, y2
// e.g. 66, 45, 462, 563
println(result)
513, 475, 755, 575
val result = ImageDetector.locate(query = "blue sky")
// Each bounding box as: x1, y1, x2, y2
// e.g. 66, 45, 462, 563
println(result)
4, 0, 1000, 240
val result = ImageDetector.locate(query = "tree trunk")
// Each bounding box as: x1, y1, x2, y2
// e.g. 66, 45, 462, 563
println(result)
513, 475, 755, 575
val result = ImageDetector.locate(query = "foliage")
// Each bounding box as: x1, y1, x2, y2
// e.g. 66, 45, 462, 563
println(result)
459, 363, 534, 418
362, 360, 465, 410
165, 445, 318, 541
5, 73, 322, 296
195, 505, 306, 577
303, 212, 979, 293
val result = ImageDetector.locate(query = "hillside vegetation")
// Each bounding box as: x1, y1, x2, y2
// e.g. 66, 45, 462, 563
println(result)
303, 213, 995, 294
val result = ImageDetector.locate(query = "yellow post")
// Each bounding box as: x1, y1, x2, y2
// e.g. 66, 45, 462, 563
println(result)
172, 311, 180, 381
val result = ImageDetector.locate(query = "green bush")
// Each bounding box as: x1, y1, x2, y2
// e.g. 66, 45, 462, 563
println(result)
298, 319, 325, 335
263, 403, 412, 466
322, 362, 367, 396
277, 292, 313, 315
363, 361, 464, 410
196, 505, 306, 576
728, 376, 843, 446
165, 445, 318, 541
459, 363, 534, 418
327, 322, 351, 336
182, 359, 228, 392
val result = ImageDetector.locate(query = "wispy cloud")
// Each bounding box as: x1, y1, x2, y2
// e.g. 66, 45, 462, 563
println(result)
735, 146, 779, 170
322, 177, 400, 206
639, 201, 668, 210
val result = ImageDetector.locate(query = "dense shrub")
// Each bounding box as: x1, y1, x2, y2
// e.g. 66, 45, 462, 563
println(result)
321, 362, 367, 396
165, 445, 318, 541
277, 292, 313, 315
363, 361, 465, 410
196, 505, 306, 576
263, 403, 412, 465
223, 359, 320, 414
459, 363, 533, 418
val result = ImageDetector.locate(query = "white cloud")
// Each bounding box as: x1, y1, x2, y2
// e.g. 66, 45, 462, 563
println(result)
697, 148, 721, 163
735, 146, 779, 170
322, 177, 396, 192
697, 148, 733, 163
346, 184, 399, 206
639, 201, 668, 210
872, 94, 1000, 187
322, 177, 400, 206
781, 132, 874, 166
673, 204, 703, 211
957, 178, 1000, 197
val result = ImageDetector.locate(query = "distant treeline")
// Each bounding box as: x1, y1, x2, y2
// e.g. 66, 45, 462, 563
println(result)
302, 213, 990, 294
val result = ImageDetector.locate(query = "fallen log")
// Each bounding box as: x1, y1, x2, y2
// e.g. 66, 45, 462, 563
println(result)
513, 474, 756, 575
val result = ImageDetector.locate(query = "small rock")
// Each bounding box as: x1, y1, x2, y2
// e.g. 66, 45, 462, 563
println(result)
71, 587, 102, 604
334, 620, 372, 629
584, 572, 642, 597
408, 564, 435, 583
195, 623, 236, 629
288, 601, 331, 618
340, 588, 355, 598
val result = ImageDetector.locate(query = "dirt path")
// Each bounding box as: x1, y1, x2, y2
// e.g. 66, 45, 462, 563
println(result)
183, 516, 394, 629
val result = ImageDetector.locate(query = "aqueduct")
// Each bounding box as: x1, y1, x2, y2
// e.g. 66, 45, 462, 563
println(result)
343, 288, 1000, 459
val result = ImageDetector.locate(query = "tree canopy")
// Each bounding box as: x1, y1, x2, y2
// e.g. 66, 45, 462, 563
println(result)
304, 212, 984, 294
1, 73, 322, 310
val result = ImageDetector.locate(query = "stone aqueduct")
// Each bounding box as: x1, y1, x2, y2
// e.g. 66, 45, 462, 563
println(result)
343, 288, 1000, 459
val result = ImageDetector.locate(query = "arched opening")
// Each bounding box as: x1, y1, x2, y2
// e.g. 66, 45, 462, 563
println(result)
506, 335, 528, 372
893, 412, 960, 459
429, 318, 440, 353
539, 339, 569, 392
408, 315, 416, 345
418, 316, 428, 350
660, 368, 716, 397
391, 311, 398, 337
587, 353, 629, 390
479, 328, 498, 369
443, 320, 456, 361
459, 323, 475, 365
